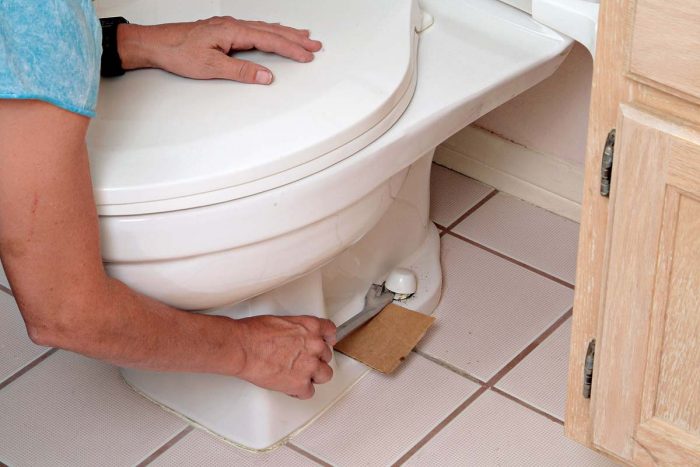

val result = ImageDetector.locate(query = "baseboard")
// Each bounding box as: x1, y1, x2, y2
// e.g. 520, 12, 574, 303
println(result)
434, 125, 584, 222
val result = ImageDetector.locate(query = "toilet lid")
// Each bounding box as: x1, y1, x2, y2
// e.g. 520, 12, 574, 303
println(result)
89, 0, 421, 215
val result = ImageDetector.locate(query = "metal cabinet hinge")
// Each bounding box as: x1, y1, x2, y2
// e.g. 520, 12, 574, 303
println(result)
583, 339, 596, 399
600, 129, 616, 197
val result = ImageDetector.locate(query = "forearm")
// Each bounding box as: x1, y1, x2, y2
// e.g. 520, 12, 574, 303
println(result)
45, 276, 245, 376
1, 58, 334, 396
0, 100, 244, 377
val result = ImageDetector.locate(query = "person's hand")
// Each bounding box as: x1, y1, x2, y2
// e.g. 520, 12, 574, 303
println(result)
233, 315, 337, 399
117, 17, 323, 84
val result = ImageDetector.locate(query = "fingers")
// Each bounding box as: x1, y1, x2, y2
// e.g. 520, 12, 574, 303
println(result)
312, 318, 337, 347
290, 316, 337, 346
318, 318, 337, 346
290, 358, 332, 399
242, 21, 322, 52
171, 17, 322, 85
210, 17, 317, 63
236, 27, 315, 62
291, 382, 315, 400
307, 337, 333, 363
244, 20, 312, 38
319, 342, 333, 363
211, 56, 273, 84
311, 362, 334, 384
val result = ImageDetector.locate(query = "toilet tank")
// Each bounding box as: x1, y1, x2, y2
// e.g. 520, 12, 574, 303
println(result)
500, 0, 533, 13
496, 0, 600, 54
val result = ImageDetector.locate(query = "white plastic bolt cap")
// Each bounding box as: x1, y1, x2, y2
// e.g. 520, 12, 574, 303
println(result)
385, 268, 418, 296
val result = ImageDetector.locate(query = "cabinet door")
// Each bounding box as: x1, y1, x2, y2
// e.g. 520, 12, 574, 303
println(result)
591, 105, 700, 465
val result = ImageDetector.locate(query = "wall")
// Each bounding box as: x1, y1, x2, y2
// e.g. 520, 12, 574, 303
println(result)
475, 42, 593, 168
434, 42, 593, 221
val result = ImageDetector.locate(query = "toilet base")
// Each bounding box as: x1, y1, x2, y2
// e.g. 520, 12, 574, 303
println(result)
120, 223, 441, 451
123, 349, 369, 452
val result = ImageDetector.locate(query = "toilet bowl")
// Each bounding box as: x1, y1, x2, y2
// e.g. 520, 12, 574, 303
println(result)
91, 0, 591, 450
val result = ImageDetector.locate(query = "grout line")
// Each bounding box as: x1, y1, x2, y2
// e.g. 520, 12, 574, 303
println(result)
433, 222, 447, 231
490, 387, 564, 426
443, 189, 499, 232
413, 349, 485, 386
396, 308, 572, 465
0, 348, 58, 391
445, 231, 575, 290
393, 385, 489, 466
136, 426, 194, 467
485, 307, 573, 387
287, 443, 333, 467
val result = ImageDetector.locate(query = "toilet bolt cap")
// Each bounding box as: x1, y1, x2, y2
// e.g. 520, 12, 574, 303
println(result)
385, 268, 418, 297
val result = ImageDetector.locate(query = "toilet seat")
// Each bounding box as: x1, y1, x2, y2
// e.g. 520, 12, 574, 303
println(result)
90, 0, 421, 216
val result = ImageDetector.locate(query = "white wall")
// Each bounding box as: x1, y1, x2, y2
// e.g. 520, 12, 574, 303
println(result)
473, 42, 593, 168
434, 42, 593, 221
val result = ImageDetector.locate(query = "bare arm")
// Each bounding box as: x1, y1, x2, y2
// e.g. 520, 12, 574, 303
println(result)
0, 100, 334, 399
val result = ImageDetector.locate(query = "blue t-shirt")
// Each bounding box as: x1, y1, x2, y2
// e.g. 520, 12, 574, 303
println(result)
0, 0, 102, 117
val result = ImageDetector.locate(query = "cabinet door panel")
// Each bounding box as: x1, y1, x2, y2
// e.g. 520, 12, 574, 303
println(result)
592, 105, 700, 464
652, 194, 700, 435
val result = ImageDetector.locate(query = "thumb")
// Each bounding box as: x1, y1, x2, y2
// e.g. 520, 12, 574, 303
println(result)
212, 56, 273, 84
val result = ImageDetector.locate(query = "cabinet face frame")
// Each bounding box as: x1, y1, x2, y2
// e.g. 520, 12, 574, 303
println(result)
565, 0, 634, 450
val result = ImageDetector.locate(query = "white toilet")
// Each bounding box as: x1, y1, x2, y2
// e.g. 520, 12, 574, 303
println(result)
91, 0, 597, 451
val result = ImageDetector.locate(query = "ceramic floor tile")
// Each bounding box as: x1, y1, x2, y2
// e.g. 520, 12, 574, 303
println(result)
150, 428, 319, 467
0, 351, 187, 467
418, 235, 573, 382
405, 390, 617, 467
453, 193, 580, 284
0, 260, 9, 290
293, 353, 479, 467
430, 164, 493, 227
496, 319, 572, 420
0, 291, 50, 384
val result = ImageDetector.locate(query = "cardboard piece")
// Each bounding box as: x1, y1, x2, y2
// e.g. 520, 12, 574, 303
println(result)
335, 303, 435, 374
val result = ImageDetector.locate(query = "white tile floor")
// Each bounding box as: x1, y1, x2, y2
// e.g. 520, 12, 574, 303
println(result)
0, 351, 187, 467
429, 165, 494, 228
0, 292, 50, 382
417, 235, 573, 381
293, 354, 480, 466
496, 319, 573, 420
149, 429, 318, 467
404, 391, 615, 467
0, 260, 9, 291
452, 192, 580, 284
0, 163, 617, 466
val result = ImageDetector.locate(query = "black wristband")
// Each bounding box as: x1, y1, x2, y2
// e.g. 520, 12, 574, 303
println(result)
100, 17, 129, 77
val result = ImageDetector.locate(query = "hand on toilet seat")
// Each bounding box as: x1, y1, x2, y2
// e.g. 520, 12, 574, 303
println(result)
233, 314, 337, 399
116, 17, 323, 84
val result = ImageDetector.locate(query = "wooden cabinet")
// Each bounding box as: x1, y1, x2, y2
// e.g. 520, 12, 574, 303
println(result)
565, 0, 700, 465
